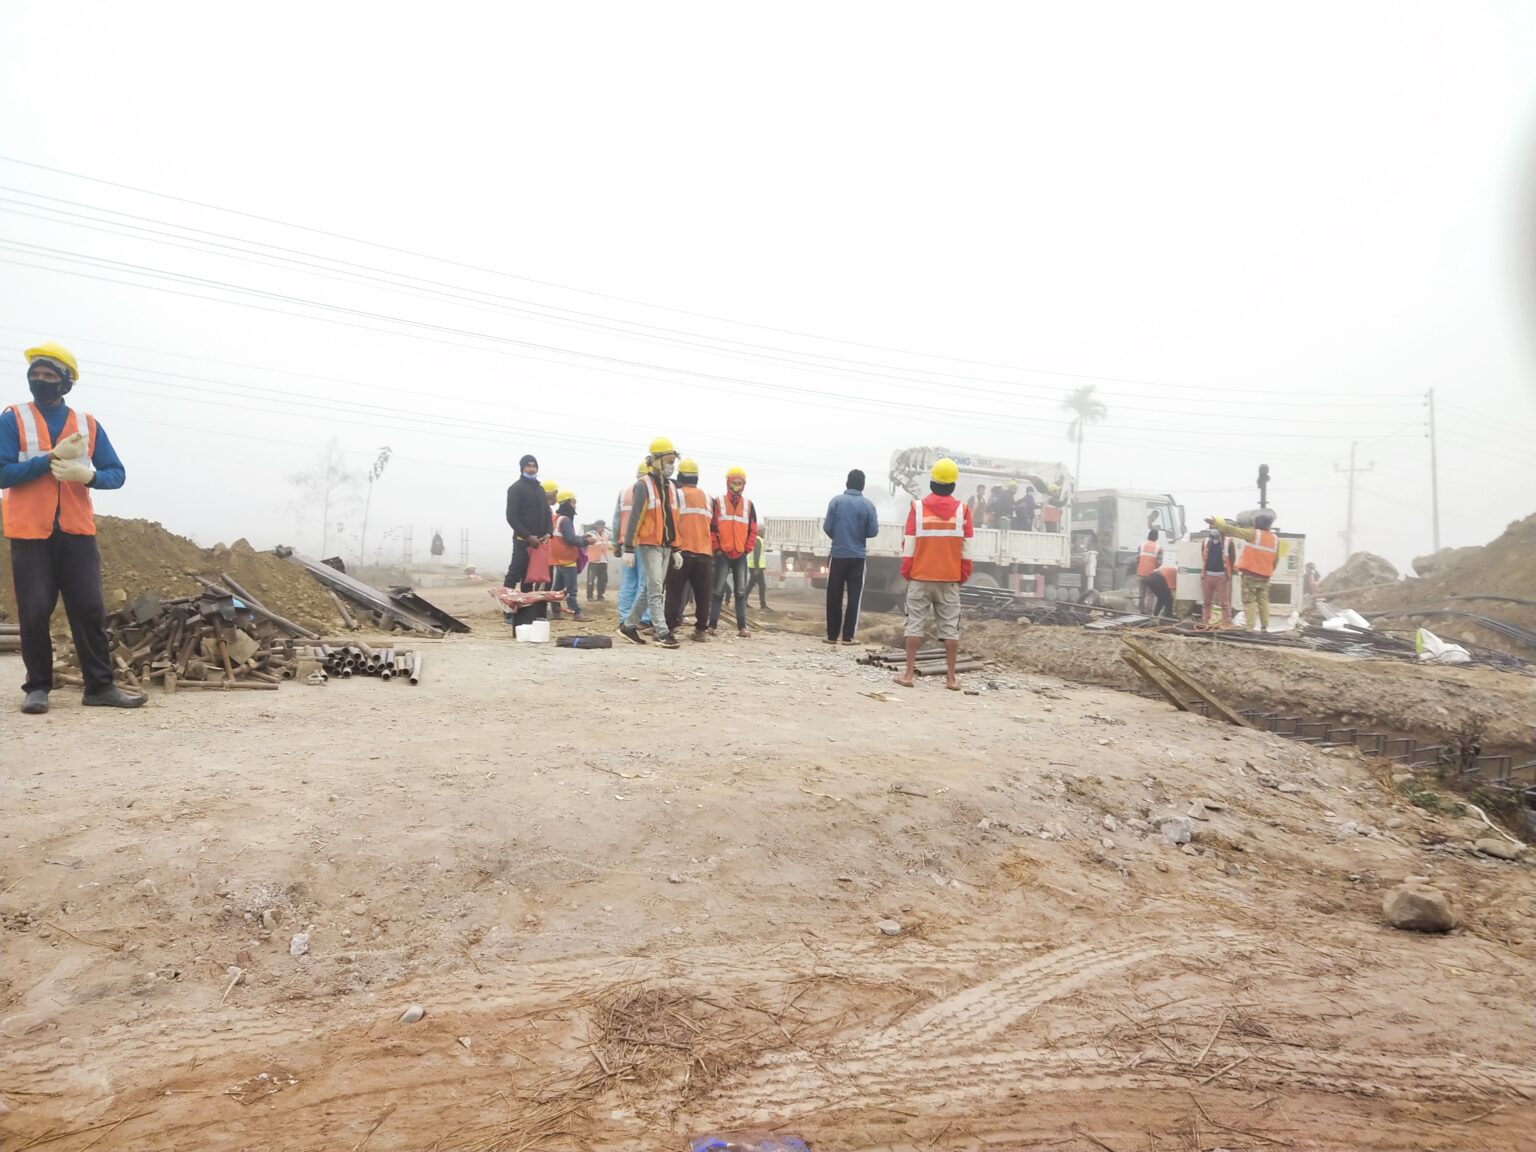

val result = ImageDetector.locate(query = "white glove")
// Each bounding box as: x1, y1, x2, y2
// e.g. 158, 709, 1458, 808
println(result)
623, 552, 636, 569
50, 432, 88, 461
671, 551, 683, 570
50, 457, 96, 485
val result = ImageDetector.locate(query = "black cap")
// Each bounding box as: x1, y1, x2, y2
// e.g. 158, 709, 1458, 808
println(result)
519, 454, 538, 470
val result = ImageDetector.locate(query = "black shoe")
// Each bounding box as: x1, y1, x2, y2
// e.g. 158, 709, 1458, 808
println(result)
691, 631, 709, 642
658, 633, 680, 649
20, 689, 48, 715
619, 624, 647, 645
82, 686, 148, 709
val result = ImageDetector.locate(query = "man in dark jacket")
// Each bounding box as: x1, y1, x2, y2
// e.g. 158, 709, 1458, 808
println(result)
821, 469, 880, 644
503, 453, 550, 625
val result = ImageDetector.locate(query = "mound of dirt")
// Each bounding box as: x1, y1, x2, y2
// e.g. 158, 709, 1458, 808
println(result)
1337, 514, 1536, 655
1319, 551, 1399, 594
0, 516, 341, 633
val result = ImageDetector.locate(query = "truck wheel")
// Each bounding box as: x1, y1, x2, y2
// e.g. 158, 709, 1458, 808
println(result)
965, 572, 1001, 590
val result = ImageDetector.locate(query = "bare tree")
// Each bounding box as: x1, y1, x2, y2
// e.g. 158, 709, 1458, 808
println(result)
288, 438, 358, 558
357, 446, 393, 568
1062, 385, 1109, 486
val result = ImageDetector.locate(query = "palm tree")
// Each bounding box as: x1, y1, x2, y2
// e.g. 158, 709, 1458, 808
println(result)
1062, 385, 1108, 485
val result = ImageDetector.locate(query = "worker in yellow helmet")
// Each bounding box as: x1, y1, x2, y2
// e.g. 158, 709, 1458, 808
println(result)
708, 466, 759, 637
895, 458, 974, 690
664, 459, 715, 640
620, 438, 681, 647
3, 343, 143, 713
548, 490, 595, 620
612, 459, 653, 627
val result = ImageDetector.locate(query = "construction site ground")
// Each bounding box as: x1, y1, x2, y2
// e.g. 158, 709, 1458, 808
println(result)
3, 584, 1533, 1151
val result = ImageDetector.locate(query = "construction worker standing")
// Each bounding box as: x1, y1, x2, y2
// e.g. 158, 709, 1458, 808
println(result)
664, 459, 714, 641
745, 526, 772, 612
895, 457, 973, 691
503, 453, 551, 627
584, 520, 609, 602
1, 343, 144, 714
1197, 526, 1236, 628
1209, 510, 1282, 631
612, 460, 651, 629
1135, 529, 1162, 614
620, 438, 681, 648
549, 491, 593, 620
709, 466, 758, 638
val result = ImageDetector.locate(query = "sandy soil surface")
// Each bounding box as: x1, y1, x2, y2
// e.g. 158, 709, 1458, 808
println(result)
3, 584, 1533, 1151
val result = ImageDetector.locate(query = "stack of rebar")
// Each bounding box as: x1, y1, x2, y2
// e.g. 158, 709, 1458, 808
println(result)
856, 646, 985, 676
0, 623, 19, 653
297, 642, 423, 684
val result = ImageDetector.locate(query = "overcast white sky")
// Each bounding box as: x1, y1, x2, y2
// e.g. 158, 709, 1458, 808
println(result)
2, 1, 1533, 575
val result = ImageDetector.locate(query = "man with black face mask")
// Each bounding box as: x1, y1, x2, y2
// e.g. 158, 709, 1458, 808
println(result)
2, 343, 143, 714
503, 453, 551, 627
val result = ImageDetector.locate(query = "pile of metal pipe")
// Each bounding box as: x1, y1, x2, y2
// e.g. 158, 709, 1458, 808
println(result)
299, 643, 423, 685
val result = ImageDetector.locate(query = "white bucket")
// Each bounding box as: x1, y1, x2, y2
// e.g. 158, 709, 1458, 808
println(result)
515, 620, 550, 643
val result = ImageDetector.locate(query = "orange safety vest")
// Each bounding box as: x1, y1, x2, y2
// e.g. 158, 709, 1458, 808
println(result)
714, 491, 754, 556
632, 475, 670, 547
1236, 529, 1278, 579
549, 514, 580, 566
588, 533, 609, 564
2, 403, 98, 540
1201, 536, 1232, 576
1136, 539, 1159, 577
675, 485, 713, 554
1157, 564, 1177, 588
905, 498, 969, 582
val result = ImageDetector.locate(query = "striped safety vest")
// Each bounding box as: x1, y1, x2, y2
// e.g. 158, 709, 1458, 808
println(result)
675, 485, 713, 554
1237, 529, 1279, 579
714, 492, 755, 556
2, 403, 98, 539
903, 498, 971, 582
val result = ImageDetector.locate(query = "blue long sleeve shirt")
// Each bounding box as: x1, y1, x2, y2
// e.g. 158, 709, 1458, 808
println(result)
0, 401, 126, 491
823, 489, 880, 559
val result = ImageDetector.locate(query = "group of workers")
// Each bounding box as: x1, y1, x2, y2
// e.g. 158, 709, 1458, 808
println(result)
502, 438, 769, 649
964, 481, 1062, 533
1135, 508, 1284, 631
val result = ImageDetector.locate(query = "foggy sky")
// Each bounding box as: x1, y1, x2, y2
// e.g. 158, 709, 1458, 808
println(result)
2, 2, 1533, 576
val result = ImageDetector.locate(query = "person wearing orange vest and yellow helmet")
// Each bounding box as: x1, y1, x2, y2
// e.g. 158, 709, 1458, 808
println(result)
549, 491, 594, 620
612, 459, 652, 628
663, 459, 715, 641
709, 465, 759, 637
894, 457, 974, 691
2, 343, 144, 714
1207, 509, 1284, 631
620, 437, 682, 648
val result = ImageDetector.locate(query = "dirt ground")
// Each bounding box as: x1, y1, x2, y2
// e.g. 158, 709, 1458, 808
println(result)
3, 584, 1533, 1151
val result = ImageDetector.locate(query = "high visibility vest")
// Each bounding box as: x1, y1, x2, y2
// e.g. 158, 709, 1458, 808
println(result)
1157, 564, 1177, 588
715, 492, 754, 556
904, 498, 970, 582
747, 538, 766, 569
1136, 539, 1159, 577
1201, 536, 1231, 576
632, 476, 670, 547
550, 514, 580, 566
1237, 529, 1279, 579
675, 485, 713, 554
588, 533, 609, 563
2, 403, 98, 540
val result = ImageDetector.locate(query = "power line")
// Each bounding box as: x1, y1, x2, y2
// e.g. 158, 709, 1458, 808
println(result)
0, 155, 1429, 403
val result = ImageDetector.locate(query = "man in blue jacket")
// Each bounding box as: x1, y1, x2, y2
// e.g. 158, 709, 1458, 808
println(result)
822, 469, 880, 645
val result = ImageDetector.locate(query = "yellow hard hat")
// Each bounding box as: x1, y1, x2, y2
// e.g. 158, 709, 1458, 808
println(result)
726, 466, 747, 481
556, 489, 574, 504
541, 480, 558, 495
678, 458, 699, 475
648, 436, 676, 456
25, 342, 80, 381
931, 458, 960, 484
636, 460, 649, 477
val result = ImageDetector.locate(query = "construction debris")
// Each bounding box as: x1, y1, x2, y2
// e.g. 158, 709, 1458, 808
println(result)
857, 646, 986, 676
298, 642, 425, 684
278, 548, 469, 636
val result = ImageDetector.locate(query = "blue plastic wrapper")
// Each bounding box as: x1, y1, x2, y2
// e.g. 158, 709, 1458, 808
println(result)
690, 1137, 809, 1152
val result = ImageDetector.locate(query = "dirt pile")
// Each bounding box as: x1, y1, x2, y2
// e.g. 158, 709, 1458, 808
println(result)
1319, 551, 1399, 594
1333, 514, 1536, 654
0, 517, 340, 633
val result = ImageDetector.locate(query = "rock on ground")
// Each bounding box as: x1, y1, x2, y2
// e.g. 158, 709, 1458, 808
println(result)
1382, 885, 1456, 933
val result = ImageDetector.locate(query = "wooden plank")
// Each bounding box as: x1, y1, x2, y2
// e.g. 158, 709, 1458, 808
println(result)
1120, 652, 1189, 711
1121, 637, 1251, 727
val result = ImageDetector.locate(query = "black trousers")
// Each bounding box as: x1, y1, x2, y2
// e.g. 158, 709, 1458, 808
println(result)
503, 539, 547, 625
1143, 572, 1175, 618
826, 556, 866, 641
664, 552, 713, 634
586, 563, 608, 599
746, 567, 768, 607
10, 530, 115, 693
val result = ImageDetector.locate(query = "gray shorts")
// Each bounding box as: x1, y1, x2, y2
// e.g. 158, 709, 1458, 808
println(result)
904, 580, 961, 641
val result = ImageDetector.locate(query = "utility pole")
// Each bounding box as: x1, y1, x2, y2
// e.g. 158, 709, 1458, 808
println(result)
1426, 388, 1441, 553
1335, 441, 1374, 561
